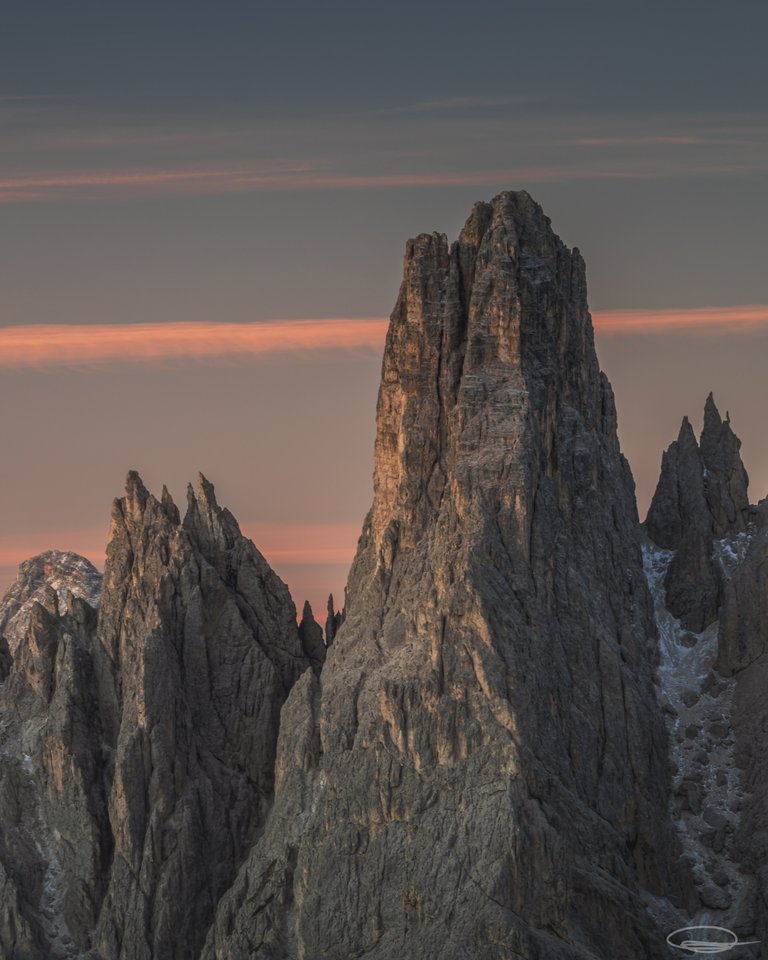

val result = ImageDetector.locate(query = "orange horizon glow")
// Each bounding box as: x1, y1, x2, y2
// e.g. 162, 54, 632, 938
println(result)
1, 306, 767, 370
0, 520, 360, 568
0, 520, 360, 618
594, 304, 768, 334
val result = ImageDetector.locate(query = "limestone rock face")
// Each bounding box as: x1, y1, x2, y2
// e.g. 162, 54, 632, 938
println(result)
0, 634, 10, 682
645, 397, 751, 631
664, 530, 722, 632
646, 418, 709, 550
205, 191, 687, 959
716, 504, 768, 677
0, 591, 108, 960
0, 473, 310, 960
0, 550, 103, 656
644, 406, 762, 945
324, 592, 344, 646
700, 393, 750, 537
298, 600, 326, 672
714, 514, 768, 953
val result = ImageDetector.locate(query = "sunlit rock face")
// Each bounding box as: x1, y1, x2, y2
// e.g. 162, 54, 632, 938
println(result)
204, 191, 689, 960
0, 474, 310, 960
4, 192, 765, 960
0, 550, 103, 656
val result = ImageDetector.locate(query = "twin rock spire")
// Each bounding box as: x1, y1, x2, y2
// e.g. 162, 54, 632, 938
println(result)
645, 393, 752, 630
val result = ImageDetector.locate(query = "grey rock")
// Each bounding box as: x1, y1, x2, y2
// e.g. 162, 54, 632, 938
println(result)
716, 521, 768, 676
699, 882, 732, 911
645, 396, 751, 630
204, 191, 688, 960
0, 634, 10, 682
0, 472, 310, 960
298, 600, 326, 672
707, 720, 729, 740
324, 592, 344, 646
700, 393, 750, 537
681, 688, 701, 708
664, 529, 721, 631
0, 549, 103, 656
646, 418, 709, 549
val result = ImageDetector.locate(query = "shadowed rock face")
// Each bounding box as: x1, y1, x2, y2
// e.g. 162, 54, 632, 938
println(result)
298, 600, 326, 673
0, 474, 310, 960
0, 591, 108, 960
204, 191, 688, 960
644, 397, 765, 947
6, 192, 763, 959
645, 396, 751, 632
713, 506, 768, 951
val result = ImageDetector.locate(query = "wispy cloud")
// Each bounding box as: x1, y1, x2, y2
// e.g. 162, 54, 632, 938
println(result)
4, 156, 764, 204
594, 304, 768, 335
0, 94, 59, 103
384, 94, 542, 115
2, 307, 766, 371
567, 136, 752, 147
0, 318, 389, 368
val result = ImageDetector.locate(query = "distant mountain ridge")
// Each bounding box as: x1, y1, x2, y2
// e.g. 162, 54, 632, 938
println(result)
0, 193, 764, 959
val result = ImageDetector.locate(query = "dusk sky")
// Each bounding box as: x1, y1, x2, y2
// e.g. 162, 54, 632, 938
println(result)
1, 1, 766, 614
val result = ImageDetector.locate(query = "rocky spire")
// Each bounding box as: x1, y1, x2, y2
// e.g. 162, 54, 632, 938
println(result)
0, 472, 311, 960
324, 592, 344, 646
646, 395, 750, 549
298, 600, 325, 672
700, 393, 750, 536
645, 396, 751, 630
646, 417, 709, 549
205, 192, 688, 959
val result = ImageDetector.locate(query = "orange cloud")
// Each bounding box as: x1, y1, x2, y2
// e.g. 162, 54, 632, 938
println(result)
593, 304, 768, 335
2, 307, 767, 370
0, 318, 389, 368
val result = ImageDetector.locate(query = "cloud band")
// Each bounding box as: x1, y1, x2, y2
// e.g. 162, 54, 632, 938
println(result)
1, 306, 766, 370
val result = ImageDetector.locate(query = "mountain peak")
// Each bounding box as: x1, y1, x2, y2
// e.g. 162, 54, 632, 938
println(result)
0, 549, 103, 656
214, 191, 685, 958
647, 394, 750, 550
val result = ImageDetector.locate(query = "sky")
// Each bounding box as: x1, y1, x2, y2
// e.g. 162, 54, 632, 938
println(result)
1, 1, 767, 616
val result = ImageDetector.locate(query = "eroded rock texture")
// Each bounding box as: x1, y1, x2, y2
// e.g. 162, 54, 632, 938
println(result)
645, 396, 751, 631
643, 397, 764, 949
0, 474, 309, 960
0, 550, 103, 656
324, 593, 344, 647
298, 601, 326, 673
711, 504, 768, 951
204, 191, 689, 959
